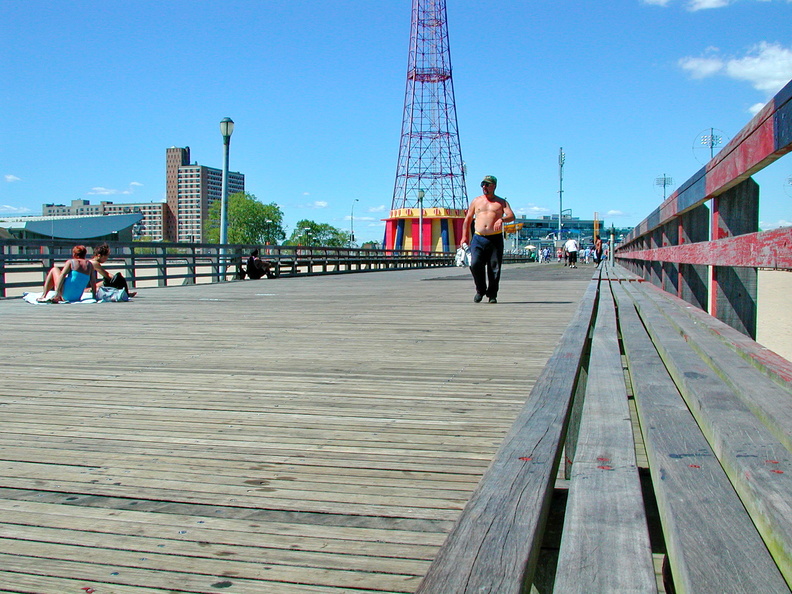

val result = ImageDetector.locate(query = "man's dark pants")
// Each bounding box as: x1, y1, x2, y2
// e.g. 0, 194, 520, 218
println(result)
469, 233, 504, 299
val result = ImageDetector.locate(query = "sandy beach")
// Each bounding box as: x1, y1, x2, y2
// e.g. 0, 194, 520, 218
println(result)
757, 269, 792, 362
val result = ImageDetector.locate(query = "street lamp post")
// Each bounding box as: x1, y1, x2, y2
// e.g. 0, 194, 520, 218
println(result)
417, 189, 425, 254
350, 199, 359, 247
219, 117, 234, 280
558, 148, 565, 238
264, 219, 273, 245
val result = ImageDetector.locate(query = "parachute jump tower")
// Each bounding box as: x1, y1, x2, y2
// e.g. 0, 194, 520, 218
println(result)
385, 0, 468, 253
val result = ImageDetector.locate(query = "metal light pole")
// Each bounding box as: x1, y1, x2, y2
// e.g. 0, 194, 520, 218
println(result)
350, 199, 359, 246
702, 127, 722, 160
219, 117, 234, 280
417, 189, 424, 254
264, 219, 273, 245
558, 148, 565, 238
655, 174, 674, 200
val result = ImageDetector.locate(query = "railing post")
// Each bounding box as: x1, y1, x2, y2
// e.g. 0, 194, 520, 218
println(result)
650, 227, 663, 287
678, 204, 709, 312
0, 243, 7, 298
662, 220, 678, 295
156, 246, 167, 288
185, 245, 197, 285
122, 245, 137, 289
710, 178, 759, 338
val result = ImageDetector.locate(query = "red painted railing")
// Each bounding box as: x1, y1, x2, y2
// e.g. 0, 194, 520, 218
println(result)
615, 79, 792, 339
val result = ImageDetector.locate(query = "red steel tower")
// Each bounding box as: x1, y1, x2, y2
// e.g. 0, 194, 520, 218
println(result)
385, 0, 468, 253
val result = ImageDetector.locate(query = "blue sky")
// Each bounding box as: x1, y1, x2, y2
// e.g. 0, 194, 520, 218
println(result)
2, 0, 791, 243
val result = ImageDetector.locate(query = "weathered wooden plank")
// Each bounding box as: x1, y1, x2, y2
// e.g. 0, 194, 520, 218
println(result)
554, 282, 655, 593
629, 277, 792, 453
620, 279, 792, 588
615, 226, 792, 269
0, 497, 445, 550
612, 280, 788, 592
418, 273, 600, 593
0, 551, 400, 594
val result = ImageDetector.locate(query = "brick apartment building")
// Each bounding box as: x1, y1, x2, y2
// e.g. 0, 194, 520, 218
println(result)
165, 146, 244, 242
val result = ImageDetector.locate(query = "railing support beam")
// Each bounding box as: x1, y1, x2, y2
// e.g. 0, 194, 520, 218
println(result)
710, 178, 759, 339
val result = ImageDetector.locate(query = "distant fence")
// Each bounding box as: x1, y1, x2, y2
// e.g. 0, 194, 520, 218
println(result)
0, 239, 532, 298
615, 78, 792, 339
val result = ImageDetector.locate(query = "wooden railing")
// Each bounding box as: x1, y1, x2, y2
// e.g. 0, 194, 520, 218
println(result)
615, 78, 792, 339
0, 239, 532, 298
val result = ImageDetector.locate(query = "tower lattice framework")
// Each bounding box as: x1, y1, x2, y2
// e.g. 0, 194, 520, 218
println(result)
385, 0, 468, 252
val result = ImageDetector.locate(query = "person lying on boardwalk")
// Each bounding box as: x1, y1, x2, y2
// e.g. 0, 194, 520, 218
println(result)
91, 243, 137, 297
37, 245, 97, 303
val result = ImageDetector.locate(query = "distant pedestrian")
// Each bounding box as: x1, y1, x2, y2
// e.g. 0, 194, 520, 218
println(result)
460, 175, 515, 304
564, 237, 579, 268
594, 235, 603, 266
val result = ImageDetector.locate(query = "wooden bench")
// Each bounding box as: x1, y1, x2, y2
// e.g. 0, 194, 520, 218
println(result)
418, 261, 792, 593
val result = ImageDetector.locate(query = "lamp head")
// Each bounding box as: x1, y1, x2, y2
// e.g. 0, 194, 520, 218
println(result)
220, 117, 235, 139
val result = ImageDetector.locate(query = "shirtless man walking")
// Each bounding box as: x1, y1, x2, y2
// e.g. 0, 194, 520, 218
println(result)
460, 175, 515, 303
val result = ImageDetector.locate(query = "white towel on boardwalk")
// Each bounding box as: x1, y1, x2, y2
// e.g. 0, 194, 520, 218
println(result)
22, 291, 97, 305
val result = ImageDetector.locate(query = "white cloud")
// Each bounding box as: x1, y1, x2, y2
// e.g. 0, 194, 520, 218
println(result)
688, 0, 731, 10
760, 219, 792, 230
679, 42, 792, 103
748, 101, 768, 115
368, 204, 388, 213
88, 187, 127, 195
312, 201, 328, 208
0, 204, 31, 214
725, 42, 792, 93
679, 56, 724, 78
607, 210, 626, 217
517, 205, 551, 215
4, 175, 21, 183
87, 182, 141, 196
646, 0, 789, 9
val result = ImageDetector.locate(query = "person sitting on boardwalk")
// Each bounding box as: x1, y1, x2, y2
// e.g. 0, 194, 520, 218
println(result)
37, 245, 97, 303
245, 249, 275, 280
460, 175, 515, 304
91, 244, 136, 297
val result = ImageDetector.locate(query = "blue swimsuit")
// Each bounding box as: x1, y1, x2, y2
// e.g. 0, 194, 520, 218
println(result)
61, 270, 91, 302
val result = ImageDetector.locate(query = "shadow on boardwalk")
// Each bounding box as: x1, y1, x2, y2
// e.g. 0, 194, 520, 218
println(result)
0, 264, 593, 593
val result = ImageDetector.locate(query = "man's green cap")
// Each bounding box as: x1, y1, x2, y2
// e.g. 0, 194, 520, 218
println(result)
481, 175, 497, 185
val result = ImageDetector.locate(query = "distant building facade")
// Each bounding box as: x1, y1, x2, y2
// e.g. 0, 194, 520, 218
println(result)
39, 147, 245, 243
44, 200, 165, 241
0, 213, 143, 242
165, 147, 244, 242
513, 215, 607, 246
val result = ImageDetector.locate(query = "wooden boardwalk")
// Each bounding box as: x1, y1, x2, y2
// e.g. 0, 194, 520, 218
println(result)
0, 263, 593, 593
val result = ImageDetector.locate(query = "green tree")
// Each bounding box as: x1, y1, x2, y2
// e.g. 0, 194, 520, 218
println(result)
205, 192, 286, 245
287, 219, 350, 247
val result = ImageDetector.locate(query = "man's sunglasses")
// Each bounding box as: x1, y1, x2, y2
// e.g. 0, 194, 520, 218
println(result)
481, 182, 493, 187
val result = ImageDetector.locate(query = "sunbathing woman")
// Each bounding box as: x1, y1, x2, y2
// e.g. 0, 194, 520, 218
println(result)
37, 245, 97, 302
